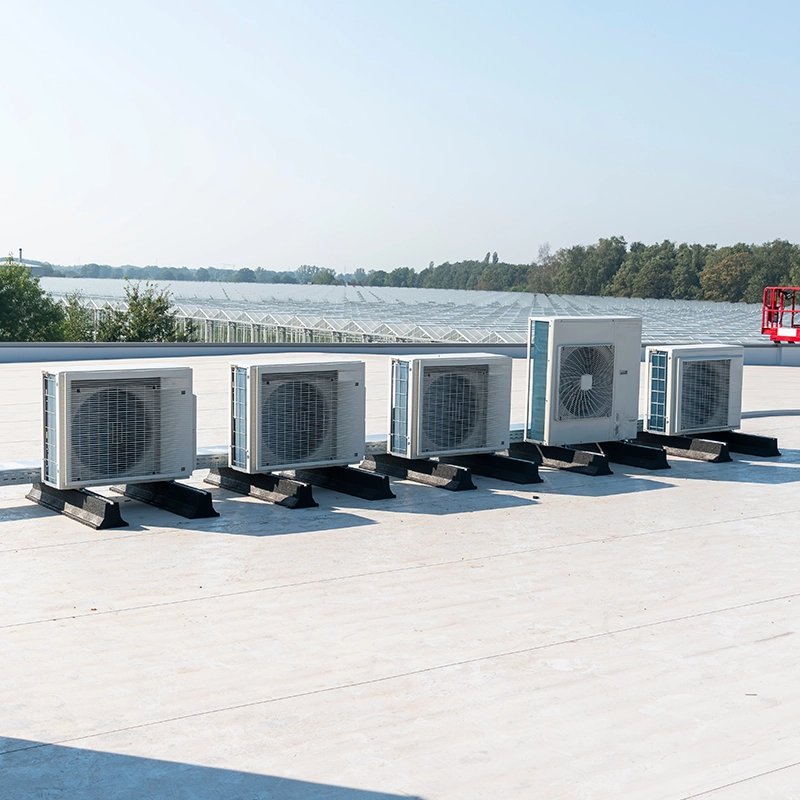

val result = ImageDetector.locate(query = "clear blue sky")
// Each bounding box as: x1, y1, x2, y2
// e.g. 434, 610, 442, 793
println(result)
3, 1, 798, 271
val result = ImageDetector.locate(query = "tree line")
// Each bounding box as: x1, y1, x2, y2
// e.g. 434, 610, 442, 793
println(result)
30, 238, 800, 304
356, 240, 800, 304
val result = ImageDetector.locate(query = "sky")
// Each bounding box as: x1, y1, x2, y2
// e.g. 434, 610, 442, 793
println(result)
2, 0, 799, 272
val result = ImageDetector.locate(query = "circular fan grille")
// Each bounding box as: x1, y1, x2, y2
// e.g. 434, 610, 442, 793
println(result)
679, 360, 730, 431
261, 380, 328, 463
71, 388, 153, 479
421, 373, 479, 449
558, 345, 615, 420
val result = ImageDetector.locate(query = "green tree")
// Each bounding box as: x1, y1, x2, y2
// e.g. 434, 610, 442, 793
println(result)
96, 281, 186, 342
0, 254, 64, 341
699, 250, 752, 302
230, 267, 257, 283
61, 291, 96, 341
296, 264, 322, 283
310, 268, 338, 285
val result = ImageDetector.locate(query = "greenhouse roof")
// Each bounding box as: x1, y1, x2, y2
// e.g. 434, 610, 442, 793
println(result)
41, 278, 764, 345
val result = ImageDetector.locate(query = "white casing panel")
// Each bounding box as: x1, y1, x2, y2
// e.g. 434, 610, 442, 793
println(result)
644, 344, 744, 436
388, 353, 512, 459
229, 359, 365, 472
42, 366, 196, 490
525, 316, 642, 446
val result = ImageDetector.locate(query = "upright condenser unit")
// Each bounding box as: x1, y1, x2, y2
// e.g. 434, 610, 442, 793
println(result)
388, 353, 512, 459
229, 360, 365, 472
644, 344, 744, 436
42, 366, 196, 490
525, 316, 642, 446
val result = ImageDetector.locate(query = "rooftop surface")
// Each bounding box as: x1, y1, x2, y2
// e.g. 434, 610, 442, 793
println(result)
2, 354, 800, 799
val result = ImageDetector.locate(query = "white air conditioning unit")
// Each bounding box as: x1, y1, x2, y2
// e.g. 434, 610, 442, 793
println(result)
388, 353, 512, 459
644, 344, 744, 436
41, 366, 196, 490
525, 316, 642, 446
229, 360, 365, 472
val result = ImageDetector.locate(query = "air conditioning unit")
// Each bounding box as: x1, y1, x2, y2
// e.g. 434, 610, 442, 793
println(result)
229, 360, 365, 472
644, 344, 744, 436
525, 316, 642, 446
388, 353, 512, 459
41, 366, 196, 490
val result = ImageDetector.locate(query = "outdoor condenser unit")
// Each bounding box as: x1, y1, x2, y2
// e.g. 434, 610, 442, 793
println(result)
525, 316, 642, 446
41, 366, 196, 490
388, 353, 512, 459
644, 344, 744, 436
229, 359, 365, 472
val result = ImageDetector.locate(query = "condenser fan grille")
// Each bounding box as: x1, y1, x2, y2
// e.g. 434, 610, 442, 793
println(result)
259, 371, 337, 467
419, 366, 488, 452
680, 359, 731, 431
69, 378, 160, 482
557, 345, 615, 420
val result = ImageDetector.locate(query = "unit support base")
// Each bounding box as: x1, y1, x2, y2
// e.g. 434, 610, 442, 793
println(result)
26, 483, 128, 529
699, 430, 781, 457
110, 481, 220, 518
508, 442, 612, 476
360, 454, 476, 491
636, 431, 731, 462
204, 467, 317, 508
439, 453, 543, 484
583, 440, 671, 470
291, 466, 396, 501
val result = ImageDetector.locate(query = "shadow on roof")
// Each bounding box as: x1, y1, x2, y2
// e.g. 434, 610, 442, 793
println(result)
0, 736, 423, 800
671, 456, 800, 485
540, 474, 673, 498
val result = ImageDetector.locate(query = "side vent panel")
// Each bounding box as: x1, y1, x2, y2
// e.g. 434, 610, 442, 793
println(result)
231, 366, 248, 469
43, 373, 57, 485
390, 359, 410, 456
527, 320, 549, 443
648, 350, 668, 433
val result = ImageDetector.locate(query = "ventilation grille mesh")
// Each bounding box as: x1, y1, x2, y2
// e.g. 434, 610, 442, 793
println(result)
680, 359, 731, 432
648, 350, 668, 433
259, 371, 337, 467
419, 366, 488, 453
43, 374, 58, 484
231, 367, 248, 468
527, 320, 550, 441
557, 345, 615, 420
69, 378, 161, 482
390, 360, 410, 454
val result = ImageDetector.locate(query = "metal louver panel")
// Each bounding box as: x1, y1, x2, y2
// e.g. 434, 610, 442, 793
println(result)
231, 366, 247, 469
648, 350, 668, 433
43, 373, 57, 484
557, 345, 615, 420
390, 359, 410, 455
680, 359, 731, 431
419, 365, 488, 453
259, 371, 337, 468
69, 378, 161, 482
